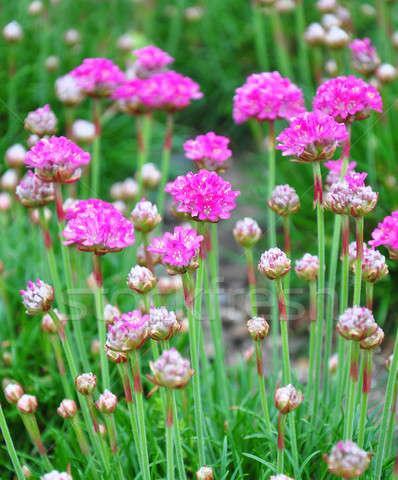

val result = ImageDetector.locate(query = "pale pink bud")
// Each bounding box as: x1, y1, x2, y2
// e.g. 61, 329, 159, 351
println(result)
45, 56, 60, 72
41, 470, 73, 480
17, 394, 38, 414
91, 339, 100, 355
104, 304, 120, 326
150, 348, 193, 389
3, 21, 23, 43
268, 184, 300, 217
329, 353, 338, 374
141, 163, 161, 189
71, 120, 96, 144
270, 475, 295, 480
258, 248, 291, 280
304, 23, 326, 45
324, 440, 370, 478
131, 199, 161, 232
157, 275, 183, 295
196, 466, 214, 480
233, 217, 262, 248
247, 316, 270, 340
317, 0, 337, 13
55, 75, 84, 106
117, 33, 134, 52
349, 186, 378, 217
41, 309, 68, 334
22, 465, 32, 477
337, 307, 377, 341
274, 384, 303, 414
1, 169, 19, 191
24, 104, 57, 136
149, 307, 180, 341
127, 265, 157, 294
295, 254, 319, 282
75, 373, 96, 395
64, 28, 80, 46
275, 0, 295, 13
0, 192, 11, 211
27, 134, 41, 148
325, 26, 350, 49
96, 390, 118, 414
4, 383, 24, 403
5, 144, 26, 168
30, 207, 52, 224
57, 399, 77, 418
376, 63, 397, 84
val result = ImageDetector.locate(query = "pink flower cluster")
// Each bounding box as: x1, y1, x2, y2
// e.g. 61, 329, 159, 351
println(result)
233, 71, 305, 124
24, 104, 57, 136
25, 136, 90, 183
106, 310, 148, 352
133, 45, 174, 77
16, 171, 54, 207
313, 75, 382, 122
148, 226, 203, 271
113, 71, 203, 113
276, 111, 348, 162
349, 38, 380, 74
165, 170, 239, 222
370, 211, 398, 257
63, 199, 135, 254
70, 58, 125, 96
183, 132, 232, 171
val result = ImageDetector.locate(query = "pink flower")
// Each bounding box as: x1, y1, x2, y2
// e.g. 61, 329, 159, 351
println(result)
70, 58, 125, 97
345, 171, 367, 189
25, 136, 90, 183
276, 111, 348, 162
24, 104, 57, 136
133, 45, 174, 77
106, 310, 149, 352
16, 171, 54, 207
232, 71, 305, 124
313, 75, 383, 122
63, 199, 135, 254
349, 38, 380, 74
325, 159, 357, 185
148, 225, 203, 271
183, 132, 232, 171
370, 211, 398, 258
165, 170, 240, 222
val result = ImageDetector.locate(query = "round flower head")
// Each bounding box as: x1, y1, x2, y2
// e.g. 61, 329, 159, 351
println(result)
64, 28, 80, 46
183, 132, 232, 171
57, 399, 77, 418
349, 38, 380, 75
304, 22, 326, 45
0, 192, 11, 211
360, 325, 384, 350
141, 163, 161, 189
276, 111, 348, 163
25, 136, 90, 184
148, 307, 180, 340
295, 253, 319, 281
233, 71, 305, 124
45, 55, 60, 72
313, 75, 383, 123
75, 373, 96, 395
16, 171, 55, 208
348, 242, 388, 283
4, 383, 24, 404
96, 389, 118, 414
42, 308, 68, 334
165, 170, 240, 222
17, 394, 38, 414
104, 304, 120, 326
24, 104, 57, 136
376, 63, 397, 84
325, 26, 350, 49
1, 169, 18, 191
127, 265, 157, 294
270, 475, 295, 480
148, 226, 203, 273
349, 184, 378, 217
149, 348, 193, 388
233, 217, 262, 248
268, 184, 300, 216
106, 310, 149, 352
274, 384, 303, 414
55, 75, 84, 106
71, 120, 96, 144
324, 440, 370, 478
258, 247, 291, 279
324, 158, 357, 186
63, 199, 135, 254
323, 180, 351, 214
5, 143, 26, 168
337, 306, 377, 341
196, 466, 214, 480
247, 316, 270, 340
20, 279, 54, 315
3, 21, 23, 43
130, 198, 161, 232
112, 78, 156, 115
133, 45, 174, 77
41, 471, 72, 480
317, 0, 337, 12
110, 177, 139, 201
370, 210, 398, 259
70, 58, 125, 97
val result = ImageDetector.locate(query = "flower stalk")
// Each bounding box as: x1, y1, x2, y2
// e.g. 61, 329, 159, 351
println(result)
0, 403, 25, 480
157, 113, 174, 215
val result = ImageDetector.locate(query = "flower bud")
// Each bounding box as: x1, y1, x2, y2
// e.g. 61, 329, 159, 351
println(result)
141, 163, 161, 189
127, 265, 157, 294
22, 465, 32, 477
1, 169, 19, 191
71, 120, 96, 144
110, 178, 138, 201
304, 23, 325, 45
323, 181, 351, 215
106, 310, 148, 352
5, 143, 26, 168
28, 1, 44, 16
55, 75, 84, 106
41, 309, 68, 334
17, 394, 38, 414
322, 13, 341, 29
30, 207, 52, 225
96, 389, 118, 414
117, 33, 135, 52
104, 304, 120, 326
41, 470, 72, 480
275, 0, 295, 13
324, 440, 370, 478
337, 307, 377, 341
150, 348, 193, 389
131, 199, 161, 232
148, 307, 180, 341
329, 353, 338, 374
317, 0, 337, 13
268, 185, 300, 217
376, 63, 397, 84
295, 254, 319, 282
57, 399, 77, 418
360, 325, 384, 350
20, 279, 54, 315
27, 134, 41, 148
348, 242, 388, 283
233, 217, 262, 248
270, 475, 295, 480
196, 466, 214, 480
24, 104, 57, 136
4, 383, 24, 403
75, 373, 97, 395
0, 192, 11, 211
16, 171, 55, 208
64, 28, 80, 46
349, 186, 378, 217
258, 248, 291, 280
105, 347, 128, 364
157, 275, 183, 295
274, 384, 303, 414
45, 56, 60, 72
3, 21, 23, 43
325, 26, 350, 49
247, 316, 270, 341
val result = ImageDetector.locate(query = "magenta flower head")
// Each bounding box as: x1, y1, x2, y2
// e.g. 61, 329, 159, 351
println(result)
183, 132, 232, 171
148, 306, 180, 341
313, 75, 382, 123
113, 78, 155, 115
233, 217, 262, 248
25, 136, 90, 184
165, 170, 240, 222
24, 104, 57, 136
349, 38, 380, 75
268, 184, 300, 216
149, 347, 193, 389
16, 171, 54, 208
148, 225, 203, 274
133, 45, 174, 77
63, 199, 135, 254
370, 210, 398, 259
233, 71, 305, 124
325, 159, 357, 186
337, 306, 377, 341
295, 253, 319, 281
106, 310, 149, 352
70, 58, 125, 97
324, 440, 370, 478
20, 279, 54, 315
258, 247, 291, 279
276, 111, 348, 163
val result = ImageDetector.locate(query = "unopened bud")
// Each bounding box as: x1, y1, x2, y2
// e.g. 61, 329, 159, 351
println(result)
274, 384, 303, 414
17, 394, 38, 414
127, 265, 157, 294
57, 399, 77, 418
258, 248, 291, 280
247, 316, 270, 341
196, 466, 214, 480
233, 217, 262, 248
4, 383, 24, 403
75, 373, 96, 395
96, 390, 118, 414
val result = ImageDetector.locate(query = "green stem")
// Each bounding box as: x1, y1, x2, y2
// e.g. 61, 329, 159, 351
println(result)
166, 389, 175, 480
136, 113, 153, 196
358, 350, 372, 447
306, 281, 317, 403
294, 0, 312, 93
344, 342, 360, 440
277, 413, 285, 473
353, 217, 364, 306
254, 341, 272, 431
0, 403, 25, 480
270, 9, 292, 77
20, 414, 52, 470
157, 114, 174, 216
91, 99, 102, 196
276, 279, 291, 384
245, 247, 257, 317
171, 390, 187, 480
70, 415, 91, 455
49, 335, 74, 398
104, 414, 118, 453
252, 4, 269, 70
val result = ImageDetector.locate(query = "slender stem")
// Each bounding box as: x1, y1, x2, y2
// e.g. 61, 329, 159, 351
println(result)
353, 217, 364, 306
294, 0, 312, 93
20, 414, 52, 470
136, 113, 153, 196
171, 390, 187, 480
252, 4, 269, 70
344, 341, 360, 440
275, 279, 291, 383
104, 414, 118, 453
166, 389, 175, 480
366, 283, 374, 310
49, 335, 74, 398
70, 415, 91, 455
358, 350, 372, 447
283, 216, 291, 317
91, 99, 102, 196
157, 114, 174, 215
254, 340, 272, 430
277, 413, 285, 473
270, 10, 292, 77
0, 403, 25, 480
307, 281, 317, 402
245, 247, 257, 317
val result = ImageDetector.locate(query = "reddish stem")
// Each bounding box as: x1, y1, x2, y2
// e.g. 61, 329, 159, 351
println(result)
133, 371, 143, 394
277, 413, 285, 450
255, 343, 263, 376
362, 360, 372, 394
247, 261, 256, 286
42, 226, 53, 249
166, 402, 173, 428
350, 357, 359, 382
92, 254, 103, 287
55, 184, 65, 222
277, 286, 288, 322
341, 216, 350, 256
